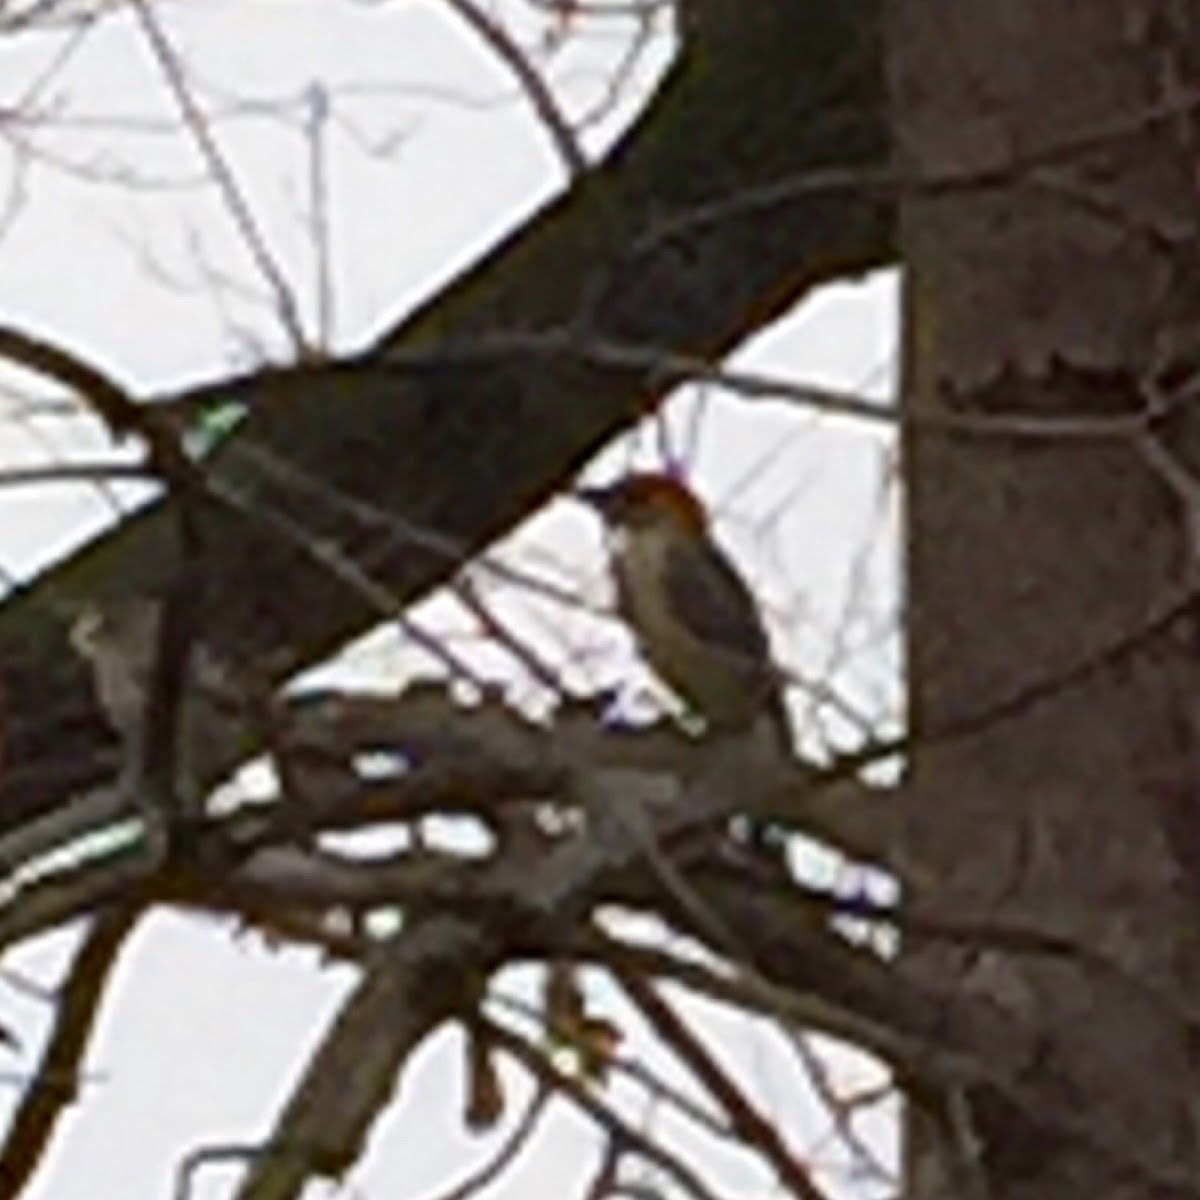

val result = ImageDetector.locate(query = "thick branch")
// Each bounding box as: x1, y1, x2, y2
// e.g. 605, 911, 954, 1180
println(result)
234, 916, 502, 1200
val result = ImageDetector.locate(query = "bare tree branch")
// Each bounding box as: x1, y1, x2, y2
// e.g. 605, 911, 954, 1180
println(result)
612, 970, 832, 1200
0, 902, 141, 1196
441, 0, 588, 181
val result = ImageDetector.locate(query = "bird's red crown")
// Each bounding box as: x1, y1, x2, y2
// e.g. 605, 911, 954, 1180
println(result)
579, 472, 709, 535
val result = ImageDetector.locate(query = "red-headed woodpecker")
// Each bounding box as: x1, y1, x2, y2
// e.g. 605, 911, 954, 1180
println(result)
579, 472, 791, 753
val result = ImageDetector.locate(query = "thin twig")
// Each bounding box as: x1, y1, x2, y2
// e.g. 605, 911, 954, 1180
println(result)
612, 970, 833, 1200
0, 462, 152, 489
304, 81, 335, 350
417, 1087, 550, 1200
130, 0, 308, 352
453, 574, 573, 700
0, 902, 141, 1195
441, 0, 587, 182
176, 1143, 269, 1200
484, 1018, 731, 1200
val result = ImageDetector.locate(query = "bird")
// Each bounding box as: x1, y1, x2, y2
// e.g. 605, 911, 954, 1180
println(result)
578, 472, 792, 754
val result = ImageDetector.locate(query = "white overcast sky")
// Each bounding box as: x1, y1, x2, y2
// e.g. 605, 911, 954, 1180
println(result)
0, 2, 899, 1197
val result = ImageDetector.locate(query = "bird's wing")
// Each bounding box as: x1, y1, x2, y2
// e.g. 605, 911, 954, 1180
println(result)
661, 538, 773, 667
662, 535, 792, 750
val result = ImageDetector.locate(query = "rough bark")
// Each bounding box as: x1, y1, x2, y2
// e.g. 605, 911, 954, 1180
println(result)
892, 2, 1200, 1196
0, 0, 889, 836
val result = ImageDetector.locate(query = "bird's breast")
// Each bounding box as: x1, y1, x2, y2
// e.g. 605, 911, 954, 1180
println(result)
611, 528, 755, 724
610, 527, 680, 653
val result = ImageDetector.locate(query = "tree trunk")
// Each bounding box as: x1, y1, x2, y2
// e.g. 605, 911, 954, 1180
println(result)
892, 3, 1200, 1196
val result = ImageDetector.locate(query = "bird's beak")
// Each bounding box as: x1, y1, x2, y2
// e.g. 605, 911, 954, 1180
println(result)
574, 483, 617, 516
